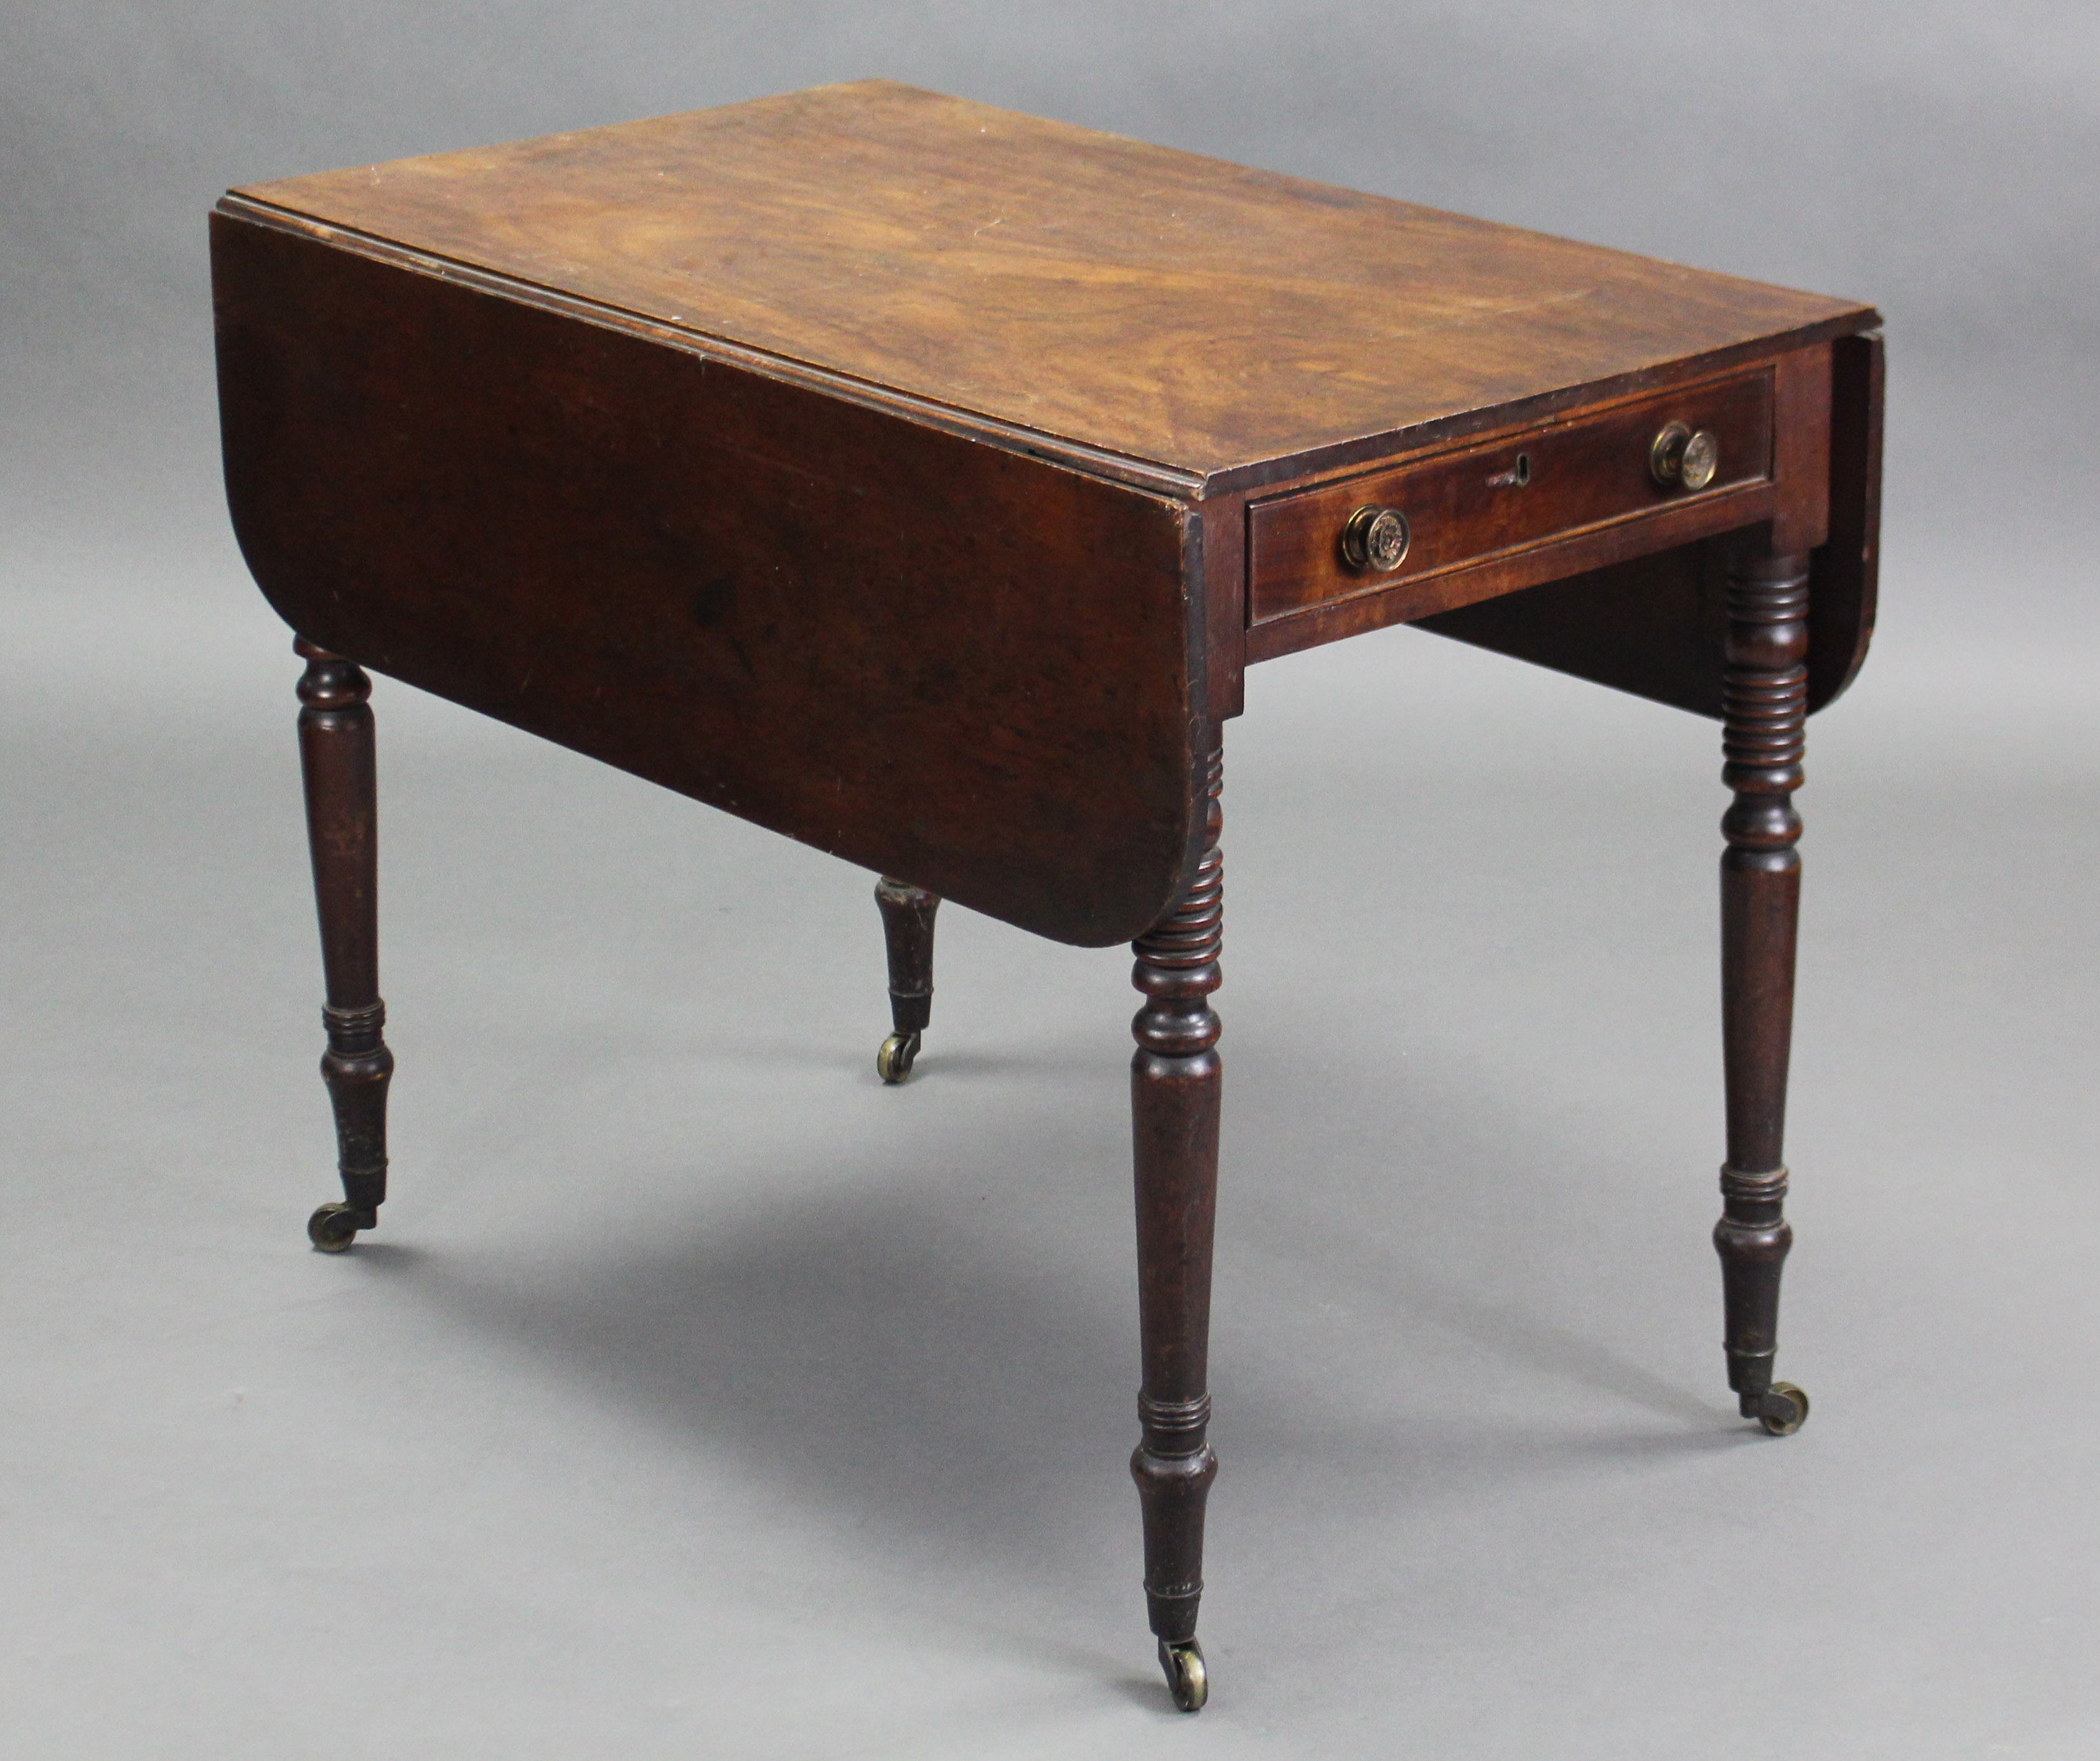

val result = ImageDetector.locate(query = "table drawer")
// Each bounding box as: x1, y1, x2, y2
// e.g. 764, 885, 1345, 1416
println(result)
1247, 370, 1774, 626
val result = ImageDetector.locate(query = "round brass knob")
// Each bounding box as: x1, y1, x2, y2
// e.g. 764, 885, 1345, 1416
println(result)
1650, 423, 1720, 492
1340, 504, 1411, 572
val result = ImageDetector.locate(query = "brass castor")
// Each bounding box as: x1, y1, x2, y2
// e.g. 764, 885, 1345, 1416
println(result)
1753, 1382, 1810, 1437
307, 1201, 366, 1253
876, 1030, 921, 1084
1157, 1637, 1208, 1713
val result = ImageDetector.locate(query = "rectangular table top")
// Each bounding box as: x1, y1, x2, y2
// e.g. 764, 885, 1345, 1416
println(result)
227, 79, 1875, 496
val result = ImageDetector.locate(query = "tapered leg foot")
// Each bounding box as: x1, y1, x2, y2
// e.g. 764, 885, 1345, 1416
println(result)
873, 876, 939, 1083
1714, 548, 1810, 1426
297, 638, 394, 1248
1130, 747, 1223, 1710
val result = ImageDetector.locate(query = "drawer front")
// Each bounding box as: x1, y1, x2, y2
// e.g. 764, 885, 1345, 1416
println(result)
1248, 370, 1774, 626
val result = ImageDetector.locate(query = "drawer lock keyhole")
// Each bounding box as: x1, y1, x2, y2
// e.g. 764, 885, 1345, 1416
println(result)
1650, 422, 1720, 491
1340, 504, 1411, 572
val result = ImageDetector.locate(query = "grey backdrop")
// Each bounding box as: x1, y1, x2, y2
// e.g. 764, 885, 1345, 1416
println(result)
3, 5, 2096, 1757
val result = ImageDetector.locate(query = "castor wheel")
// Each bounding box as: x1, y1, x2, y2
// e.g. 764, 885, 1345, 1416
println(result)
1753, 1382, 1810, 1436
876, 1030, 921, 1084
307, 1202, 366, 1253
1157, 1637, 1208, 1713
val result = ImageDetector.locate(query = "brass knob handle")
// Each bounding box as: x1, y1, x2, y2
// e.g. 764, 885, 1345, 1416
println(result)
1340, 504, 1411, 572
1650, 422, 1720, 492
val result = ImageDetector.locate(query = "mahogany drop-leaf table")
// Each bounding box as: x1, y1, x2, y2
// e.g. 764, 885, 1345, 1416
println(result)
212, 79, 1882, 1713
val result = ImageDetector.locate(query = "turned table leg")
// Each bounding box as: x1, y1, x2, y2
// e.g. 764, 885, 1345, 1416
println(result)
873, 876, 939, 1083
295, 637, 394, 1253
1129, 747, 1223, 1711
1714, 548, 1811, 1436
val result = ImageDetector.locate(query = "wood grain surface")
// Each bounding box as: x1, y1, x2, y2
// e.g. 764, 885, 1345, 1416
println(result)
228, 80, 1876, 493
213, 213, 1210, 948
